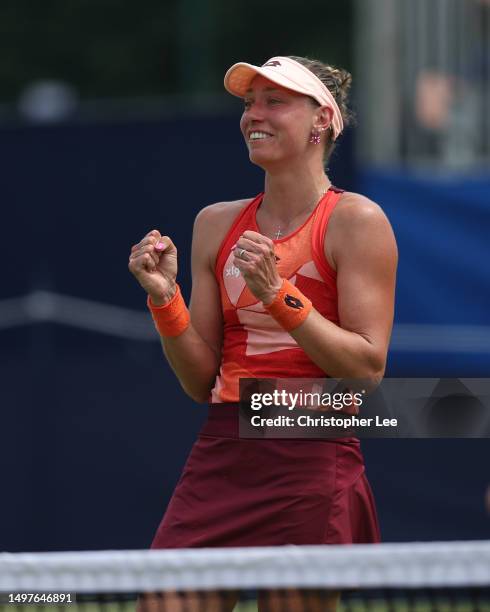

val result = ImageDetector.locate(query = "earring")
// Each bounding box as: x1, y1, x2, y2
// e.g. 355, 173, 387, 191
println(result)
309, 128, 321, 145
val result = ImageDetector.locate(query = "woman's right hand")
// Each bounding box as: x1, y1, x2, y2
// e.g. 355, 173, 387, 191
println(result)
128, 230, 178, 305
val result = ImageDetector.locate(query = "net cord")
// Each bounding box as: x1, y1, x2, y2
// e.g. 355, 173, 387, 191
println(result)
0, 541, 489, 593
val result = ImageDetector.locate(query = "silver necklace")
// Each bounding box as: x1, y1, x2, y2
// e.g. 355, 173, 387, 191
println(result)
272, 187, 329, 240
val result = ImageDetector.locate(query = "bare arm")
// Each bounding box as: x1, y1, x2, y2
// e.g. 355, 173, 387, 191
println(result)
159, 207, 225, 402
129, 200, 249, 402
289, 194, 398, 381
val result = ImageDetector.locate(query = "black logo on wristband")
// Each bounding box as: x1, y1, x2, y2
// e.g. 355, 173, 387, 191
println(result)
284, 294, 304, 309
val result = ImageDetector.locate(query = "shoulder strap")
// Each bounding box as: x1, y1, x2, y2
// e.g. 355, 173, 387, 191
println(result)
311, 187, 344, 283
214, 193, 263, 278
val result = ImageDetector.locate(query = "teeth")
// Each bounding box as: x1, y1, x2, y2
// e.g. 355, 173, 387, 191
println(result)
250, 131, 271, 140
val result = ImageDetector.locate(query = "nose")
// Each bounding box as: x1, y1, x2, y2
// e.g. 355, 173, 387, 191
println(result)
244, 100, 266, 122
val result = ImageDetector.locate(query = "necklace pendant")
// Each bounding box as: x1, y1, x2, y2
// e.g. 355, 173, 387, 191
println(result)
274, 228, 283, 240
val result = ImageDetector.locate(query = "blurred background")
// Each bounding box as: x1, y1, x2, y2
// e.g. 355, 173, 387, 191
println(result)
0, 0, 489, 552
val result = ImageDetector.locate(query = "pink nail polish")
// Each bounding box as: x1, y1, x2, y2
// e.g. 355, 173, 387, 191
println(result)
156, 242, 164, 250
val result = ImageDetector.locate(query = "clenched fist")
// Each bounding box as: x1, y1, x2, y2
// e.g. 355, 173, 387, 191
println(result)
128, 229, 178, 305
233, 230, 282, 304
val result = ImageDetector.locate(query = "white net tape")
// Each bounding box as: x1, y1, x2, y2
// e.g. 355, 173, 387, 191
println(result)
0, 541, 489, 593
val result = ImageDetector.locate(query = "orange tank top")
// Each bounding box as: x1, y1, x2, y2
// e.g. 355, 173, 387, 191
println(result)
210, 187, 344, 403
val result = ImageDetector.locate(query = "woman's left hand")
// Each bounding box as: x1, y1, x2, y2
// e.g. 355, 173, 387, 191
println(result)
233, 230, 283, 304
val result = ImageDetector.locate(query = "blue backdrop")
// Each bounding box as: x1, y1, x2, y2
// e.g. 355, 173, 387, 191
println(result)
360, 167, 490, 376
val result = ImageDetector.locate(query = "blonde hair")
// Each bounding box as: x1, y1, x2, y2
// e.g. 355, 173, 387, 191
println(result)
288, 55, 354, 162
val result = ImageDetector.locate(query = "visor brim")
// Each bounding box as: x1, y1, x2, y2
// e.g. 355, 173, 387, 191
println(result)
224, 62, 315, 100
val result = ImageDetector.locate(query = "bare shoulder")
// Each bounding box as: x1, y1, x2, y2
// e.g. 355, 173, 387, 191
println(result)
194, 198, 252, 231
326, 191, 397, 268
192, 198, 254, 268
330, 191, 391, 228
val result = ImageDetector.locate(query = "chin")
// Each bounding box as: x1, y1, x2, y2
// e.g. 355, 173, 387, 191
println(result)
248, 149, 283, 170
248, 152, 268, 169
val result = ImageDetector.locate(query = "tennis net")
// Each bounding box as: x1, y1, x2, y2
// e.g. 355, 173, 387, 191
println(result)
0, 541, 489, 611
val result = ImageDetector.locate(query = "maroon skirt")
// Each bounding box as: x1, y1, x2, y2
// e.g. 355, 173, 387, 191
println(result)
151, 405, 380, 548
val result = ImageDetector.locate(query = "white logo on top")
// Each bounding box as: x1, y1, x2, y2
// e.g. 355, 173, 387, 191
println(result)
225, 265, 241, 278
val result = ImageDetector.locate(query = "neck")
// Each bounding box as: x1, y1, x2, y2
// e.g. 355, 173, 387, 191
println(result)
262, 163, 331, 223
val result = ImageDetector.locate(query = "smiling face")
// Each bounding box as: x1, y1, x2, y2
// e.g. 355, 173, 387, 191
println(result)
239, 75, 320, 169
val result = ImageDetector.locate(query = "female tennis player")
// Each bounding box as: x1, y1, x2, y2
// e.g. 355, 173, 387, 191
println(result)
129, 56, 397, 611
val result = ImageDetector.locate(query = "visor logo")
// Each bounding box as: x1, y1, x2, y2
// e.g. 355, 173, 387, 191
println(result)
263, 60, 281, 67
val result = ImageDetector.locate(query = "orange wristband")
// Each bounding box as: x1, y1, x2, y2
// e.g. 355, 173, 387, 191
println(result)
147, 285, 190, 338
263, 279, 312, 331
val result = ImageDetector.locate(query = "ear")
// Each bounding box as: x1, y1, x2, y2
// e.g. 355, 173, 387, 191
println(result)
313, 105, 333, 131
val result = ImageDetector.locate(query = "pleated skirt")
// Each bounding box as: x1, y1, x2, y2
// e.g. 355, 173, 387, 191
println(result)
151, 404, 380, 548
